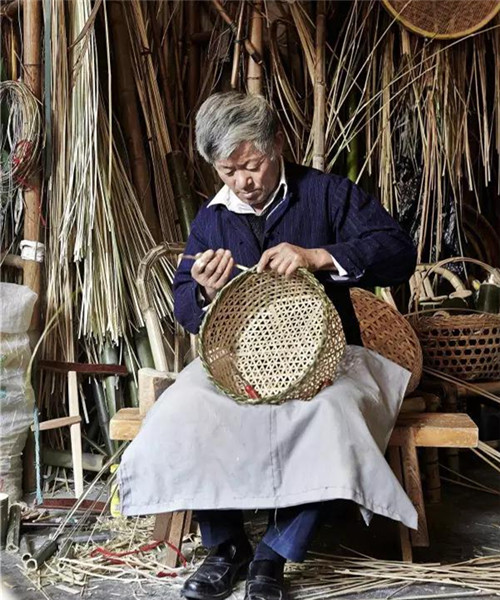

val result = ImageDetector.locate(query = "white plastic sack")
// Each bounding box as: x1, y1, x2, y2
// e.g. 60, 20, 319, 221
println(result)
0, 283, 37, 501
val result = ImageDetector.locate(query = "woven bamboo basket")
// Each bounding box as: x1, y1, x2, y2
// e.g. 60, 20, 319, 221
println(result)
382, 0, 500, 40
199, 267, 346, 405
350, 288, 423, 393
407, 257, 500, 381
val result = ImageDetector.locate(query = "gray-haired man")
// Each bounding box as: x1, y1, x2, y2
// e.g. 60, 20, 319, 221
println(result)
118, 92, 417, 600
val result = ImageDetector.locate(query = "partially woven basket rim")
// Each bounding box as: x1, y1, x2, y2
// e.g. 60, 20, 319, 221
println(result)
199, 267, 345, 405
409, 310, 500, 327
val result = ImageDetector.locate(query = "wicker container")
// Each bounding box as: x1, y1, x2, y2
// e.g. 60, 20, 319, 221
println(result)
199, 267, 346, 405
408, 312, 500, 381
408, 257, 500, 381
382, 0, 500, 40
350, 288, 423, 393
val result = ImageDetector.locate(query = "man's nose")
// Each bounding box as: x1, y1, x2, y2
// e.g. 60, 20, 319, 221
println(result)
236, 171, 252, 190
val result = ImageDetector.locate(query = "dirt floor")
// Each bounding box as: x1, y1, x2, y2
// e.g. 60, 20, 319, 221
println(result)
1, 451, 499, 600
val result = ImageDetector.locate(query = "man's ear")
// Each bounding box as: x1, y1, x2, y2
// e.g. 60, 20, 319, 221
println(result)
274, 131, 285, 156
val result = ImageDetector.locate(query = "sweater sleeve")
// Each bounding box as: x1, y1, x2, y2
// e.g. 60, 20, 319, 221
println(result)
322, 176, 417, 287
172, 206, 210, 334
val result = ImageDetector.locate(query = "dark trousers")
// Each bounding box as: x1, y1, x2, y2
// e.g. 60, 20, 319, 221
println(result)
195, 502, 326, 562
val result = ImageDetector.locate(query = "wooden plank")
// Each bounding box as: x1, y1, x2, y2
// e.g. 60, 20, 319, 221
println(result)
153, 513, 172, 542
423, 448, 441, 503
401, 429, 429, 548
165, 511, 187, 567
400, 397, 426, 413
388, 447, 412, 562
109, 408, 143, 441
39, 360, 128, 376
390, 413, 478, 448
32, 416, 82, 432
138, 368, 176, 415
68, 371, 84, 498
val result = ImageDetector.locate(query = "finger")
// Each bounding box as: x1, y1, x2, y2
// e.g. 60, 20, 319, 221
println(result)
257, 247, 280, 273
285, 259, 300, 278
277, 257, 293, 276
193, 249, 215, 273
203, 249, 228, 279
213, 257, 235, 290
208, 250, 232, 285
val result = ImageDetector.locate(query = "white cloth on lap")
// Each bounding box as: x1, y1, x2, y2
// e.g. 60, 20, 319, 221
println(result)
118, 346, 417, 530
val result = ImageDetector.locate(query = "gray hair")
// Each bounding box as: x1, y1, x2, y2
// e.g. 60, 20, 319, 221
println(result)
195, 92, 280, 164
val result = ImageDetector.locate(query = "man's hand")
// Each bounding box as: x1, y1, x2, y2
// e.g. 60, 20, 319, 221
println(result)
191, 249, 235, 302
257, 243, 335, 278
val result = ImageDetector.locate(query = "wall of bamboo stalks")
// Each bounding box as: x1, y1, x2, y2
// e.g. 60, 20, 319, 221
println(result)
0, 1, 499, 461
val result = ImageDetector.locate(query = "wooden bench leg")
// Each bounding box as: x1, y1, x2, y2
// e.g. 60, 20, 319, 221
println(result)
153, 513, 172, 541
388, 446, 413, 562
423, 447, 441, 503
401, 430, 429, 548
152, 511, 192, 567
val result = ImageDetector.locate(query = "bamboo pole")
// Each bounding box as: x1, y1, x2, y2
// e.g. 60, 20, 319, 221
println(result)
247, 0, 263, 95
108, 1, 160, 243
312, 0, 326, 171
22, 0, 42, 496
187, 1, 201, 111
22, 0, 42, 332
231, 2, 245, 90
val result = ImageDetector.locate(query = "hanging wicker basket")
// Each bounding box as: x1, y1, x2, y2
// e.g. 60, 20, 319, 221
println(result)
199, 267, 346, 405
407, 257, 500, 381
382, 0, 500, 40
350, 288, 423, 393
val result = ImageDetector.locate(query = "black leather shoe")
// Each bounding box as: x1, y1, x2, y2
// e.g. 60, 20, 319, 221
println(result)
244, 560, 288, 600
181, 538, 253, 600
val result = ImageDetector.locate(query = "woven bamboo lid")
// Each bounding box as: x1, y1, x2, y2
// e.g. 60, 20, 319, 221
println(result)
199, 267, 346, 405
382, 0, 500, 39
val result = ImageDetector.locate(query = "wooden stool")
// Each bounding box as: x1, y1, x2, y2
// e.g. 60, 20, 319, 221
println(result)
387, 412, 478, 561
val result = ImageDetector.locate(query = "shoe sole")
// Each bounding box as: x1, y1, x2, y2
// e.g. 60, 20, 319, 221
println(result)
181, 562, 250, 600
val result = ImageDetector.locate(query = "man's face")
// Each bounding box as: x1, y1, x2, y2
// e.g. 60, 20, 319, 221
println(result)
214, 135, 284, 211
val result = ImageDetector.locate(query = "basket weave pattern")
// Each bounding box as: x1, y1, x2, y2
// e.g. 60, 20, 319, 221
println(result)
383, 0, 500, 39
350, 288, 423, 393
409, 313, 500, 381
199, 267, 346, 404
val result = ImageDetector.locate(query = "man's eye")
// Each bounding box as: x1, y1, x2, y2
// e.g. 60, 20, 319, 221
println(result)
224, 170, 234, 176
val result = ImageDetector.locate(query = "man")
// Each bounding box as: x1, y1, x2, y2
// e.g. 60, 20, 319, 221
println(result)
119, 92, 418, 600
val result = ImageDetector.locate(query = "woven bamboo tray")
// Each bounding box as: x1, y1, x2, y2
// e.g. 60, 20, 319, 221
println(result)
408, 257, 500, 381
199, 267, 346, 405
382, 0, 500, 40
350, 288, 422, 393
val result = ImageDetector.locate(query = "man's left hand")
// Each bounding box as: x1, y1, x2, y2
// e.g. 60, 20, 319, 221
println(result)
257, 243, 335, 277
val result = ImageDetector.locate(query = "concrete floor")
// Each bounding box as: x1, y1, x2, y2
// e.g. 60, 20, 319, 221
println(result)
1, 452, 499, 600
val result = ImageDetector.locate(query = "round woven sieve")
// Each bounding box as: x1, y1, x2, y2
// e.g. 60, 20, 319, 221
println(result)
382, 0, 500, 40
199, 267, 346, 404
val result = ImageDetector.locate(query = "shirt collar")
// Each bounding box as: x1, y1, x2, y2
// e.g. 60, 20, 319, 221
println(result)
207, 157, 288, 216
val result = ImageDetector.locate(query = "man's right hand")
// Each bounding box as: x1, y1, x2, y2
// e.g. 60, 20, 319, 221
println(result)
191, 249, 235, 302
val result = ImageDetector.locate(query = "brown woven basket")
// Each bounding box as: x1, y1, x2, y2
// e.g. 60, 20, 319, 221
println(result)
382, 0, 500, 40
408, 257, 500, 381
350, 288, 423, 393
408, 312, 500, 380
199, 267, 346, 405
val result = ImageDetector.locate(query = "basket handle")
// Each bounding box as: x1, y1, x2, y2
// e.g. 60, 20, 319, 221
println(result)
409, 256, 500, 312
